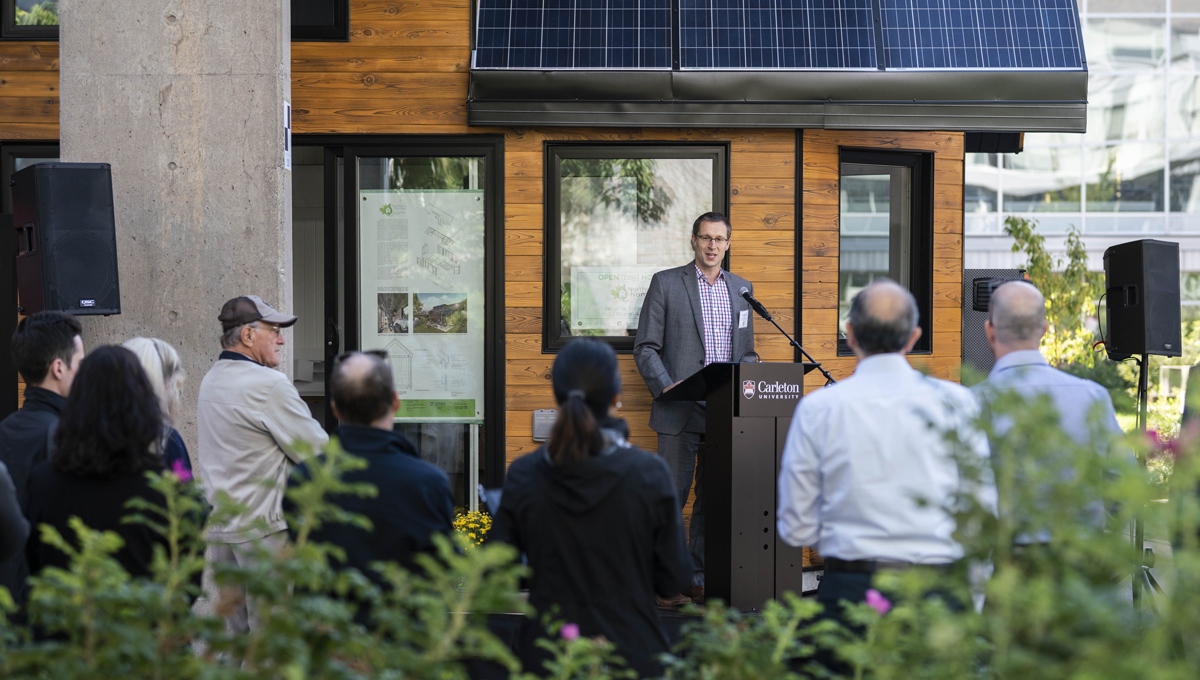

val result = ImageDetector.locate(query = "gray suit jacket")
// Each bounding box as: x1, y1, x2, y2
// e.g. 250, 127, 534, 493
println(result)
634, 262, 756, 436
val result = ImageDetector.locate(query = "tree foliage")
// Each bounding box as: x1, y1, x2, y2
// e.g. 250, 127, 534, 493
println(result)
1002, 216, 1105, 368
14, 2, 57, 26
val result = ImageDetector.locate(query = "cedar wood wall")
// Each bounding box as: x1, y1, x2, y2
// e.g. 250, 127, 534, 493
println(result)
0, 5, 965, 542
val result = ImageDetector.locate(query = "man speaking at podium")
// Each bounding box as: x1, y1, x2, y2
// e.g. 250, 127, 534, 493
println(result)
634, 212, 756, 601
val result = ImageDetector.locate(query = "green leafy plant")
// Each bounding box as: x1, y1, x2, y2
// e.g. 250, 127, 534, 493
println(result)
515, 619, 637, 680
662, 593, 831, 680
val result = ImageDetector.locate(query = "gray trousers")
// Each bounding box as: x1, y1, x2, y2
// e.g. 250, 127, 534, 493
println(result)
209, 531, 288, 634
659, 429, 705, 586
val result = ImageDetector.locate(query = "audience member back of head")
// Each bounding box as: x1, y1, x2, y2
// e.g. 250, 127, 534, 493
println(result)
978, 280, 1122, 448
25, 346, 173, 581
293, 351, 454, 589
0, 311, 83, 602
123, 337, 192, 474
493, 339, 691, 678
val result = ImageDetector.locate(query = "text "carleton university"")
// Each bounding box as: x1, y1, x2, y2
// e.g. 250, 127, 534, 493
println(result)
744, 381, 801, 399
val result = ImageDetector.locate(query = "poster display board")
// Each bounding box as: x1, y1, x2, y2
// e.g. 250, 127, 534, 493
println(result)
569, 266, 671, 331
359, 190, 485, 420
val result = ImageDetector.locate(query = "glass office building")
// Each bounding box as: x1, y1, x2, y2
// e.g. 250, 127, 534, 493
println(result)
966, 0, 1200, 314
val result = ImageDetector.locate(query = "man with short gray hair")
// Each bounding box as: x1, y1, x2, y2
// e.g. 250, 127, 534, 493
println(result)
976, 280, 1121, 446
777, 279, 995, 616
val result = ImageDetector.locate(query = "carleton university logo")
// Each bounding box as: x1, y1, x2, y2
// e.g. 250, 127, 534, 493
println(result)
742, 380, 756, 399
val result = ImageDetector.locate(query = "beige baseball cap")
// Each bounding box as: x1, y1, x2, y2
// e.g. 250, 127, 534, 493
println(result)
218, 295, 297, 332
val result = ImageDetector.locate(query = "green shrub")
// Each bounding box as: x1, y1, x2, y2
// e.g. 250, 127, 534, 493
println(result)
4, 399, 1200, 680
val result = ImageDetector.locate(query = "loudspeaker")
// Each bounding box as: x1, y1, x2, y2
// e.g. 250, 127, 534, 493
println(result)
11, 162, 121, 316
961, 269, 1024, 377
1103, 239, 1180, 359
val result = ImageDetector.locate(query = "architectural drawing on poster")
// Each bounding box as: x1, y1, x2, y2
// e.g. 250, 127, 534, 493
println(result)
425, 225, 457, 245
384, 339, 414, 390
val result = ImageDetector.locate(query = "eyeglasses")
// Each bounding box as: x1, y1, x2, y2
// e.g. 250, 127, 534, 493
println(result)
695, 235, 730, 246
251, 323, 282, 337
332, 349, 389, 367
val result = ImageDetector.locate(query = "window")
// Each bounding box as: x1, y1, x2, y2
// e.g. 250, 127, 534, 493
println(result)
544, 144, 728, 351
838, 150, 932, 355
0, 0, 349, 40
292, 0, 349, 41
1, 0, 57, 40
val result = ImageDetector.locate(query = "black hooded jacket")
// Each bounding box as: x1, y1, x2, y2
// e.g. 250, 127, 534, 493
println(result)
493, 428, 690, 678
0, 386, 65, 602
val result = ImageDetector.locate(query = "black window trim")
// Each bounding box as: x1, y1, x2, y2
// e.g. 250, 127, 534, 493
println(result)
542, 142, 730, 353
835, 147, 934, 356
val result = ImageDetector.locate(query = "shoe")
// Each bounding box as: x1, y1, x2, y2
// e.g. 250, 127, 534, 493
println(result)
656, 593, 691, 610
683, 585, 704, 603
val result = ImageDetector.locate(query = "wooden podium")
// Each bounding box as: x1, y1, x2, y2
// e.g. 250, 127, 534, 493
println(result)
659, 361, 818, 612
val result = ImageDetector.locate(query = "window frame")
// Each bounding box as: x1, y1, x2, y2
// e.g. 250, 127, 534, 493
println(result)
835, 148, 934, 356
542, 142, 730, 353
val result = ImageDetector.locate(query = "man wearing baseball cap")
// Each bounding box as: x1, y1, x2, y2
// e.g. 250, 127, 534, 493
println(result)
197, 295, 329, 633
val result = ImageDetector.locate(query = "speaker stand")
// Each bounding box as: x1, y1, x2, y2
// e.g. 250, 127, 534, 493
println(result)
1133, 352, 1149, 609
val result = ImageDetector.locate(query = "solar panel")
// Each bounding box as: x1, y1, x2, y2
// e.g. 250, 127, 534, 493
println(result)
879, 0, 1084, 69
474, 0, 672, 69
679, 0, 877, 69
473, 0, 1084, 71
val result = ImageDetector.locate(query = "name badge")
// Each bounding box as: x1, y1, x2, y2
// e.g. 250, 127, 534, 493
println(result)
738, 310, 749, 329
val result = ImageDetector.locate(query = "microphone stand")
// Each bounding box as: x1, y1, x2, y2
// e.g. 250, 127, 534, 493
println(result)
742, 291, 836, 386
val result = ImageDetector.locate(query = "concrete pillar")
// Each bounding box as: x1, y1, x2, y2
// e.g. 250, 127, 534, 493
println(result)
58, 2, 293, 452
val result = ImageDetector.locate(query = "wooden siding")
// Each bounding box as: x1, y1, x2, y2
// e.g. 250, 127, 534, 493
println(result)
0, 43, 59, 140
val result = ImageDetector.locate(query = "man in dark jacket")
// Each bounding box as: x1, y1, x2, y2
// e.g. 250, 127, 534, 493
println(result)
296, 351, 454, 588
0, 312, 83, 601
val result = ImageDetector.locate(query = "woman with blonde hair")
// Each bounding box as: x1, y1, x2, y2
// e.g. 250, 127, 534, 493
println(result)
122, 337, 192, 474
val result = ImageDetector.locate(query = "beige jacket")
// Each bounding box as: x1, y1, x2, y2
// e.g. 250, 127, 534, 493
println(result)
197, 354, 329, 543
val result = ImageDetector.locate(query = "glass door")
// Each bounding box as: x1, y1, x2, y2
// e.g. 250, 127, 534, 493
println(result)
328, 141, 503, 509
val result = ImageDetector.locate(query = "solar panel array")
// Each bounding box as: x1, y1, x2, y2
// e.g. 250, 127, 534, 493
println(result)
474, 0, 1084, 71
879, 0, 1084, 69
679, 0, 875, 69
474, 0, 671, 69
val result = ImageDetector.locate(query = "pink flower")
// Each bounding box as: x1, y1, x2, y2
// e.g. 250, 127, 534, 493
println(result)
171, 459, 193, 483
560, 623, 580, 641
865, 589, 891, 615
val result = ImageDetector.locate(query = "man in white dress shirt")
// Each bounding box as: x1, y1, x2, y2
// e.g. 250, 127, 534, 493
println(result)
777, 279, 996, 615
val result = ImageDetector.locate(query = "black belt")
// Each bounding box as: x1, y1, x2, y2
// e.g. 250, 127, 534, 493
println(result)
823, 557, 953, 574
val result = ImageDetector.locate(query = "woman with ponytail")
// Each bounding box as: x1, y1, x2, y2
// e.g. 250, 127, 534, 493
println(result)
494, 339, 691, 678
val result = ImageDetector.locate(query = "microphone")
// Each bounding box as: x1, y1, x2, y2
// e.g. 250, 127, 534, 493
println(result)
740, 287, 772, 322
737, 286, 837, 386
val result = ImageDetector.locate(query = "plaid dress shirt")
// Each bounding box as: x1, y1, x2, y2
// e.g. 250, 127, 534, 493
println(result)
695, 264, 732, 365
